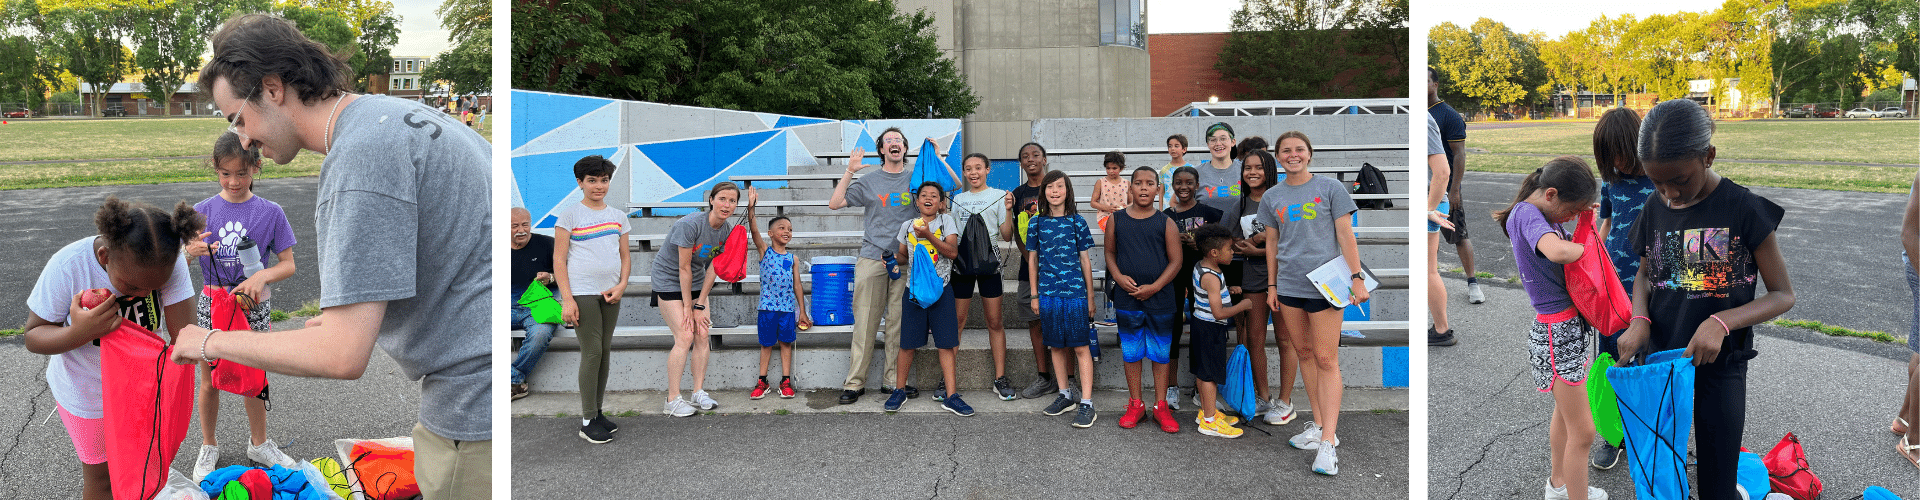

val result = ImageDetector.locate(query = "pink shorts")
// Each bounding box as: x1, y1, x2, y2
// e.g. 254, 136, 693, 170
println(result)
58, 404, 107, 464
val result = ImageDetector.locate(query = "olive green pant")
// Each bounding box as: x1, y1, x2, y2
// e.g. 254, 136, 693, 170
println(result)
574, 295, 619, 417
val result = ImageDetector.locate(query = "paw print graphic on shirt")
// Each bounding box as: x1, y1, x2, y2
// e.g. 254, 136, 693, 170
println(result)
218, 221, 248, 256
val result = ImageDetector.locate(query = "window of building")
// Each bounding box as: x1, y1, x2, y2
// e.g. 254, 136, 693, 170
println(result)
1099, 0, 1144, 49
393, 60, 402, 72
405, 60, 414, 73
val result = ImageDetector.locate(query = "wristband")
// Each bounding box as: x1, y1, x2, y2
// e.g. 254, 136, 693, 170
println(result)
1630, 315, 1650, 325
1710, 314, 1731, 336
691, 304, 707, 311
201, 329, 220, 363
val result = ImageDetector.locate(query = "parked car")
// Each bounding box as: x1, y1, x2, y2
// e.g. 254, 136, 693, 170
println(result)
1814, 107, 1842, 118
1881, 107, 1909, 118
101, 106, 126, 117
1785, 105, 1813, 118
2, 108, 29, 118
1845, 107, 1881, 118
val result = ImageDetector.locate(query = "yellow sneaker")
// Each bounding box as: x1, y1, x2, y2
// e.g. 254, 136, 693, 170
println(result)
1194, 412, 1241, 427
1198, 416, 1244, 439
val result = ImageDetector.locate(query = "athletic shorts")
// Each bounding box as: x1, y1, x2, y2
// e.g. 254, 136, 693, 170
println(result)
901, 285, 959, 350
1223, 259, 1245, 289
1530, 309, 1593, 392
1275, 293, 1339, 313
1015, 279, 1038, 323
757, 310, 797, 347
1428, 200, 1451, 234
650, 290, 703, 307
1117, 309, 1175, 364
950, 273, 1004, 299
58, 404, 106, 464
1039, 295, 1092, 348
1188, 319, 1231, 384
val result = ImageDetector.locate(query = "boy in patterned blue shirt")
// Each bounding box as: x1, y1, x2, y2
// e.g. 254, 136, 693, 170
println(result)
746, 188, 809, 399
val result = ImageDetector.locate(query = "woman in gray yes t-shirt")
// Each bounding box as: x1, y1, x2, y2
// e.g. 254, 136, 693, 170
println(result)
650, 183, 740, 416
1255, 132, 1366, 458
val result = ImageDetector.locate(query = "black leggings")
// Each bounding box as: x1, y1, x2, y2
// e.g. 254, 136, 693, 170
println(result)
1692, 346, 1755, 500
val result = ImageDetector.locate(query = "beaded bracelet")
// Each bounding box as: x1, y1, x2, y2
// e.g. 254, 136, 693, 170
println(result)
1710, 315, 1731, 336
201, 329, 221, 363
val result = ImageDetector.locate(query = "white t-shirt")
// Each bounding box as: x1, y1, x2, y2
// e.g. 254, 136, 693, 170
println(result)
556, 202, 631, 296
26, 236, 193, 419
950, 187, 1009, 244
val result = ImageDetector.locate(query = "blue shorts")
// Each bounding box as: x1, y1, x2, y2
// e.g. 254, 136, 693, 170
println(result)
901, 285, 959, 350
1039, 295, 1093, 348
1188, 319, 1231, 384
757, 310, 797, 347
1116, 309, 1174, 364
1427, 200, 1450, 233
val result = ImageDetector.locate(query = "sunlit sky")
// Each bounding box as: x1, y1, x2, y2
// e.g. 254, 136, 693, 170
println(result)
390, 1, 453, 59
1148, 0, 1735, 37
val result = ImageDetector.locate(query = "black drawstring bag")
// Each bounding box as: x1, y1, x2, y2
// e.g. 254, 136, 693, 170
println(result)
954, 212, 1000, 275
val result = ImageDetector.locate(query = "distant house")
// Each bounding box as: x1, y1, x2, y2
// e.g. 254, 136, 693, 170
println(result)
368, 55, 431, 101
78, 82, 205, 116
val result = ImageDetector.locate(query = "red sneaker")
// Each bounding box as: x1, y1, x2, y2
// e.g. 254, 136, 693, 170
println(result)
1153, 403, 1180, 433
750, 378, 770, 400
1118, 398, 1146, 429
779, 378, 796, 398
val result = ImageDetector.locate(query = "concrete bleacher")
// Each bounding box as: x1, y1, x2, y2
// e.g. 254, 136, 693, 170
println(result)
517, 145, 1413, 394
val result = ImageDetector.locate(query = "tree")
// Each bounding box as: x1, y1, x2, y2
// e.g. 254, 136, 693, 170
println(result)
1428, 18, 1545, 115
133, 0, 210, 116
348, 9, 396, 92
278, 5, 356, 57
423, 0, 486, 98
512, 0, 977, 120
1217, 0, 1408, 100
53, 5, 131, 118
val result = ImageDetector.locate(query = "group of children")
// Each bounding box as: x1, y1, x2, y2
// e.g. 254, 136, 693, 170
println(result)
1499, 98, 1794, 500
25, 132, 300, 497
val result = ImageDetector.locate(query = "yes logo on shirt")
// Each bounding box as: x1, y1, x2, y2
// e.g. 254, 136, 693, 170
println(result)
1199, 185, 1241, 199
696, 239, 726, 260
1271, 197, 1325, 223
877, 191, 915, 207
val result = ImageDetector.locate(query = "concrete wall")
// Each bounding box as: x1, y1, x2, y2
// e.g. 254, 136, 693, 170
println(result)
1029, 113, 1410, 174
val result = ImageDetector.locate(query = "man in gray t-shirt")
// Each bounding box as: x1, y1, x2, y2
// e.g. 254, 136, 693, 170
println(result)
174, 14, 489, 499
827, 128, 920, 403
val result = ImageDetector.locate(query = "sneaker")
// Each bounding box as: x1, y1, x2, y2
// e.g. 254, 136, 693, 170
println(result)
750, 378, 770, 400
1194, 412, 1241, 427
579, 421, 612, 444
884, 388, 909, 413
1165, 387, 1181, 410
192, 445, 219, 481
1072, 402, 1098, 428
932, 381, 947, 402
690, 390, 718, 410
1019, 376, 1058, 400
838, 388, 865, 405
1312, 440, 1339, 475
779, 378, 796, 399
1290, 422, 1325, 449
992, 376, 1016, 401
591, 413, 619, 434
943, 393, 974, 416
1264, 397, 1297, 425
664, 397, 696, 417
511, 383, 529, 401
1545, 481, 1610, 500
1043, 394, 1077, 416
1198, 415, 1243, 438
1429, 327, 1458, 347
904, 385, 919, 399
1590, 441, 1623, 470
1093, 319, 1116, 328
246, 439, 296, 468
1467, 282, 1487, 304
1118, 398, 1146, 429
1152, 403, 1179, 433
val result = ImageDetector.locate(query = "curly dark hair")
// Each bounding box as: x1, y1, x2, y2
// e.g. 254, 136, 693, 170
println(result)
197, 13, 352, 106
95, 196, 201, 268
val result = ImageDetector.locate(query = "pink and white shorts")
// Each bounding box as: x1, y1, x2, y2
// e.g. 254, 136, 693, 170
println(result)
58, 404, 107, 464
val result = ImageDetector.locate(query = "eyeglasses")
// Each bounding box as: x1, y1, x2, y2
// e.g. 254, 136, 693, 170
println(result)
880, 137, 906, 145
1205, 136, 1232, 143
226, 99, 250, 136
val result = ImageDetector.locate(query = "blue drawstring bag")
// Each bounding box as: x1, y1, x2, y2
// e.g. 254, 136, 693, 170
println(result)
1736, 451, 1770, 500
1223, 344, 1258, 420
1862, 485, 1905, 500
1606, 348, 1696, 500
905, 225, 944, 309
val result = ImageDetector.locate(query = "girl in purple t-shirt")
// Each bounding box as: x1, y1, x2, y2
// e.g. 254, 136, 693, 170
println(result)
183, 132, 300, 479
1493, 156, 1606, 500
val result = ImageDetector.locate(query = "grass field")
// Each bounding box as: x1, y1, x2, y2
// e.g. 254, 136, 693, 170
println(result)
0, 114, 493, 190
1468, 119, 1920, 192
1470, 119, 1920, 165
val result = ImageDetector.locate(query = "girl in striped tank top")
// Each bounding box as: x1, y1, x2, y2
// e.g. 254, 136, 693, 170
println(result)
1188, 224, 1251, 438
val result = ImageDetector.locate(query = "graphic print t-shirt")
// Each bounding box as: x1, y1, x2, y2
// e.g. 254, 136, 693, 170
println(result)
1194, 159, 1243, 213
758, 248, 799, 312
195, 195, 297, 300
1600, 175, 1657, 289
559, 202, 631, 295
1629, 177, 1783, 355
643, 210, 731, 293
897, 213, 962, 288
843, 167, 916, 261
1026, 214, 1094, 297
1012, 183, 1042, 281
27, 236, 193, 419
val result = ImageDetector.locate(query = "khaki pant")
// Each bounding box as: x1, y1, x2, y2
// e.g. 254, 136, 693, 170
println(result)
845, 257, 904, 390
412, 422, 490, 500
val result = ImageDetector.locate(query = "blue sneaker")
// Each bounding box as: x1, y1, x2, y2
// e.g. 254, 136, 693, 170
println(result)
943, 393, 974, 416
884, 388, 908, 413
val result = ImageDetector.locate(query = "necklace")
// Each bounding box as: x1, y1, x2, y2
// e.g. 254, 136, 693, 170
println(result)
322, 93, 348, 154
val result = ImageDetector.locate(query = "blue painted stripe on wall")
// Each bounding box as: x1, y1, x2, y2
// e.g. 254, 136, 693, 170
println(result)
511, 92, 616, 150
636, 130, 780, 188
514, 147, 619, 227
1382, 346, 1408, 388
773, 116, 832, 129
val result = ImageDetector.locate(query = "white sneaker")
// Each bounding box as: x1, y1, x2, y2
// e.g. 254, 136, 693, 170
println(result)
1290, 422, 1324, 449
192, 444, 220, 481
1264, 397, 1297, 425
690, 390, 718, 410
1312, 439, 1339, 475
1545, 481, 1609, 500
1467, 282, 1487, 304
246, 439, 296, 468
1165, 387, 1181, 410
664, 397, 696, 417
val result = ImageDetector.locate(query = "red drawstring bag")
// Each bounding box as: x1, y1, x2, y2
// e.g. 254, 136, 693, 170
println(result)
203, 286, 269, 400
82, 289, 195, 500
714, 223, 748, 282
349, 439, 421, 500
1764, 432, 1823, 500
1566, 210, 1633, 335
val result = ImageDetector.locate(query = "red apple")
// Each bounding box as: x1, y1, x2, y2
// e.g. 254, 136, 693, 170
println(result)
78, 288, 113, 309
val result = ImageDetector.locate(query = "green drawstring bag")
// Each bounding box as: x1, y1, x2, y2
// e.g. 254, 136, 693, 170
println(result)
518, 281, 563, 325
1588, 352, 1624, 447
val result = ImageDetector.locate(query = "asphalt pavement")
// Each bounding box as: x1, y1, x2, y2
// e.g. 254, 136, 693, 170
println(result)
0, 178, 322, 330
0, 319, 427, 498
1431, 171, 1920, 498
